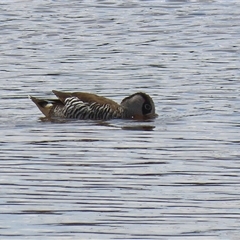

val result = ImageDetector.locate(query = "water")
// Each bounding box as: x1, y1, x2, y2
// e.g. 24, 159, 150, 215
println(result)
0, 0, 240, 239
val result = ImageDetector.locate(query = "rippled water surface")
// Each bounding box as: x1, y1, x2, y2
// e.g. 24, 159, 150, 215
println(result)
0, 0, 240, 239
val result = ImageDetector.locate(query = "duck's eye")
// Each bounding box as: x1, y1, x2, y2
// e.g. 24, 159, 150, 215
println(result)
144, 103, 152, 111
142, 103, 152, 115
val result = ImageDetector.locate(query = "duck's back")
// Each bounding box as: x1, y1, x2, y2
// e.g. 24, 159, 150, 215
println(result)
51, 90, 121, 119
55, 96, 122, 120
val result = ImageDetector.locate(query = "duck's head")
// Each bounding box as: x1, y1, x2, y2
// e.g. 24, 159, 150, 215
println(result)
121, 92, 156, 119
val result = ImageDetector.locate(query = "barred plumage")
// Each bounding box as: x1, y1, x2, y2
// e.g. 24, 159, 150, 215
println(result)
29, 90, 156, 120
57, 97, 122, 120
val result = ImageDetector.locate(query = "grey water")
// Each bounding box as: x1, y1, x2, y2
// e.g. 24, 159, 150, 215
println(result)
0, 0, 240, 239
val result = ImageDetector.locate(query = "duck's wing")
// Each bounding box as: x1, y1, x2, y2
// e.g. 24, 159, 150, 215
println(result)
52, 90, 120, 109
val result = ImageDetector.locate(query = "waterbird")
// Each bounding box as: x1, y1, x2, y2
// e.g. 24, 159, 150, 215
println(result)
29, 90, 156, 120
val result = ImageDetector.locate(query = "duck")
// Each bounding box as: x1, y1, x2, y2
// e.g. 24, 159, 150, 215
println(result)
29, 90, 156, 120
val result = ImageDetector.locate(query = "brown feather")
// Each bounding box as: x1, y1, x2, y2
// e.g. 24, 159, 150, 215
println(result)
52, 90, 120, 110
29, 95, 63, 118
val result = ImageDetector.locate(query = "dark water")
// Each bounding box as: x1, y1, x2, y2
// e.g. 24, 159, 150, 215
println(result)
0, 0, 240, 239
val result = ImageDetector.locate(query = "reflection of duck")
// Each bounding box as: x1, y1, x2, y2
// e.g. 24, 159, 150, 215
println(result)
29, 90, 156, 120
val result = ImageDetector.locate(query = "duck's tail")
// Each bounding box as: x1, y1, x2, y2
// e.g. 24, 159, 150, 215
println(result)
29, 95, 60, 118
